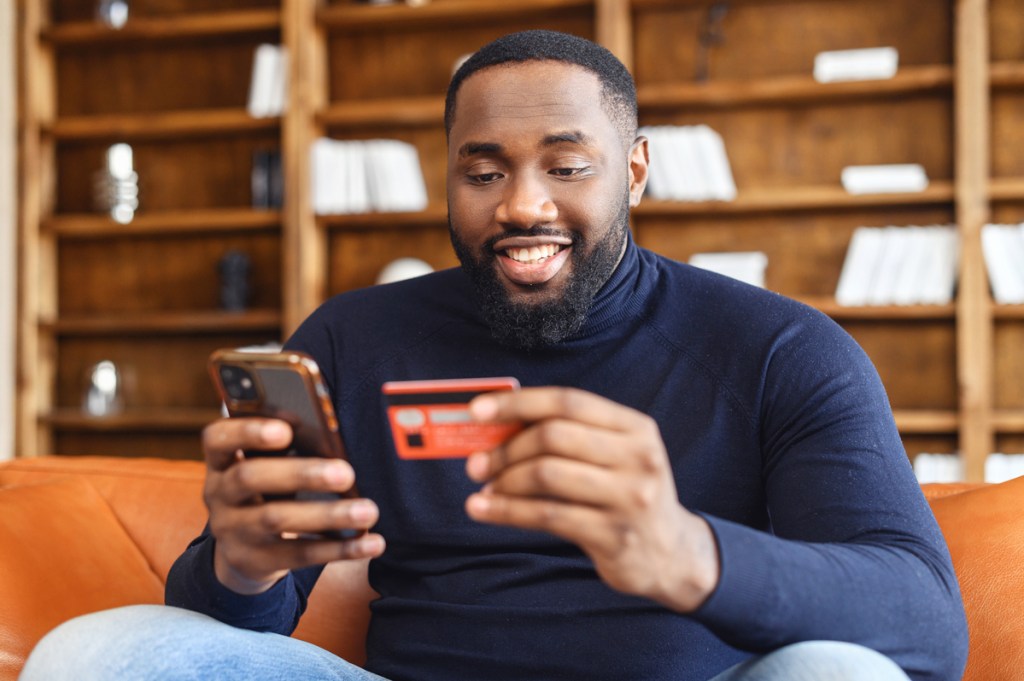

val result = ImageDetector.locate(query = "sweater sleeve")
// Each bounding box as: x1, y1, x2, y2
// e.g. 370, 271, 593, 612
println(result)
691, 313, 968, 681
164, 529, 324, 635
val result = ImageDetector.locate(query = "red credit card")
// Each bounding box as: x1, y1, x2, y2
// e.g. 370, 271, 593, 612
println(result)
382, 377, 522, 459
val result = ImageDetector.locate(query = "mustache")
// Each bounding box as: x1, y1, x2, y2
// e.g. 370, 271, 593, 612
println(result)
483, 227, 579, 251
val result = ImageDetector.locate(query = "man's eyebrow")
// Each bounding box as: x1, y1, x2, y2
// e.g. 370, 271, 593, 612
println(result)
458, 142, 501, 158
542, 131, 593, 147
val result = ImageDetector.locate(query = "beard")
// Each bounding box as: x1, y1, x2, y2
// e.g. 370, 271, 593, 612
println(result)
449, 193, 630, 351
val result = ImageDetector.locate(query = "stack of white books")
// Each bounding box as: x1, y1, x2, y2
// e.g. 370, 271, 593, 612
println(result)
834, 225, 959, 306
639, 125, 737, 202
247, 44, 288, 118
311, 138, 429, 215
914, 452, 1024, 484
981, 223, 1024, 304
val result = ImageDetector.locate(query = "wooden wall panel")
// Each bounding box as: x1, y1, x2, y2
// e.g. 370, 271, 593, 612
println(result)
632, 0, 952, 85
637, 206, 955, 297
640, 97, 953, 191
58, 232, 282, 314
55, 332, 276, 410
54, 432, 204, 459
994, 321, 1024, 410
327, 12, 594, 102
56, 35, 277, 116
56, 134, 279, 212
327, 226, 459, 295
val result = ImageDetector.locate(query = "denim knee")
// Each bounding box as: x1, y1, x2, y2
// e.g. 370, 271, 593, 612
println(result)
712, 640, 911, 681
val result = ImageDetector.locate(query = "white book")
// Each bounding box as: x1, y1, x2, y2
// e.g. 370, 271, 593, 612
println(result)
269, 46, 289, 116
674, 127, 708, 201
920, 226, 959, 305
835, 227, 885, 306
982, 225, 1021, 304
345, 141, 370, 214
891, 226, 929, 305
866, 226, 910, 305
688, 251, 767, 287
641, 126, 671, 199
247, 44, 279, 118
841, 164, 929, 195
365, 139, 395, 211
814, 47, 899, 83
1004, 224, 1024, 303
693, 125, 737, 201
658, 127, 690, 200
391, 140, 429, 212
311, 137, 335, 214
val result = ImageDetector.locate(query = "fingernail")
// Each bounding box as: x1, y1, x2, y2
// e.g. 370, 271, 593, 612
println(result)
466, 452, 490, 481
261, 421, 289, 442
350, 500, 375, 522
469, 396, 498, 421
467, 493, 490, 516
321, 462, 348, 485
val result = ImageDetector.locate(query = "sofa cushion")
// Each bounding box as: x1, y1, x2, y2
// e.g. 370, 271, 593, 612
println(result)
0, 477, 165, 679
0, 457, 206, 580
927, 476, 1024, 681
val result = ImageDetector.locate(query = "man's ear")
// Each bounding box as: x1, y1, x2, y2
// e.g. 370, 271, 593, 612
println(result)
627, 136, 649, 207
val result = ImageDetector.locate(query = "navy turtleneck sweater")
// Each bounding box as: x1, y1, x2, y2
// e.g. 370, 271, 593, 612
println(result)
167, 237, 967, 680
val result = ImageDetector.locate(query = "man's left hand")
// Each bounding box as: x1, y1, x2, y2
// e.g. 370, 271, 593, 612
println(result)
465, 386, 720, 613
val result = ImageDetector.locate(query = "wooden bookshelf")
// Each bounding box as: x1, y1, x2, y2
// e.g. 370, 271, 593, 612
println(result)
15, 0, 1024, 476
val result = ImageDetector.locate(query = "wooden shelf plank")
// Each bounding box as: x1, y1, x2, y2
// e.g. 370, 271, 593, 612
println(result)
319, 96, 444, 128
46, 108, 279, 141
44, 408, 219, 432
41, 309, 282, 336
994, 304, 1024, 320
42, 9, 281, 45
990, 61, 1024, 89
318, 0, 592, 30
638, 65, 953, 110
797, 296, 957, 320
893, 410, 960, 434
635, 181, 955, 216
989, 176, 1024, 201
994, 410, 1024, 433
44, 208, 281, 238
318, 204, 449, 230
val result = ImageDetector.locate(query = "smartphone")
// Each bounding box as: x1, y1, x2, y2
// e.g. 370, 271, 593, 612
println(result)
208, 348, 361, 539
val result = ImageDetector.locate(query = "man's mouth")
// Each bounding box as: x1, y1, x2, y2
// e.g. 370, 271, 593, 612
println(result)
505, 243, 564, 264
492, 236, 574, 287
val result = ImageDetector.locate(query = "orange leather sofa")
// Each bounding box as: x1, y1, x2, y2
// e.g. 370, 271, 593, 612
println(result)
0, 455, 1020, 680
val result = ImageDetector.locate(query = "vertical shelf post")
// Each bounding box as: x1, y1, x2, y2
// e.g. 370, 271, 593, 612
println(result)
16, 0, 57, 457
283, 0, 327, 335
595, 0, 632, 72
954, 0, 993, 481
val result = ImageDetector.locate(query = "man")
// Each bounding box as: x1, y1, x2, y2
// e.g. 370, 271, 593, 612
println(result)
22, 30, 966, 681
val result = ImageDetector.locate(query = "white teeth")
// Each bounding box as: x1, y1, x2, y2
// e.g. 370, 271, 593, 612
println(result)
507, 244, 559, 264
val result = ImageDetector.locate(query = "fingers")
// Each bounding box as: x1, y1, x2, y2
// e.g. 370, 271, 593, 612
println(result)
216, 497, 380, 543
470, 387, 650, 433
218, 456, 357, 506
202, 418, 292, 471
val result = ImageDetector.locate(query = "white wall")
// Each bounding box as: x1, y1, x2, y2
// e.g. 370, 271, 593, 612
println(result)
0, 2, 15, 460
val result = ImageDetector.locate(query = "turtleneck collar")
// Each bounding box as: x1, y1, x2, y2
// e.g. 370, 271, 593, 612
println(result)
570, 229, 652, 339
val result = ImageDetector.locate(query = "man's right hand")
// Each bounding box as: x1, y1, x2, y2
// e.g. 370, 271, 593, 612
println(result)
201, 417, 386, 595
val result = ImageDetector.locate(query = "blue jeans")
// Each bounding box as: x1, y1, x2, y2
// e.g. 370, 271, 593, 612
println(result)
20, 605, 911, 681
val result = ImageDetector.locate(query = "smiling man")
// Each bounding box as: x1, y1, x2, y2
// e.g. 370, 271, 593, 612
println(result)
22, 30, 967, 681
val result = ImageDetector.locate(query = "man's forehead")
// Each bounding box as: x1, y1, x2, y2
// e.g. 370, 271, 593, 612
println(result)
450, 62, 610, 139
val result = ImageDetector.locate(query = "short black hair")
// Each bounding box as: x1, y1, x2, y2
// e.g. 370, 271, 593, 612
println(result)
444, 30, 638, 145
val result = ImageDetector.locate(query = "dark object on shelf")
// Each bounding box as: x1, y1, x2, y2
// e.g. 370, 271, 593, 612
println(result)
696, 2, 729, 82
219, 250, 252, 312
251, 149, 283, 210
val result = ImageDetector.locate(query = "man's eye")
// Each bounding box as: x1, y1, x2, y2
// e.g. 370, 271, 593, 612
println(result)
469, 172, 502, 184
550, 167, 586, 177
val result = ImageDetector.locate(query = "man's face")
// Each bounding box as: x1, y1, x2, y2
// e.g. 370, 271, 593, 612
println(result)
447, 60, 648, 349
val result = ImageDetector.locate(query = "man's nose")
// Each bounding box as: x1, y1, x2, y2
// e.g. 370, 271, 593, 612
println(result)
495, 175, 558, 228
